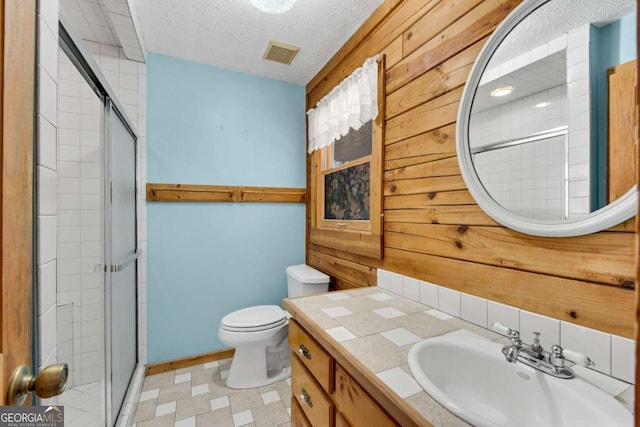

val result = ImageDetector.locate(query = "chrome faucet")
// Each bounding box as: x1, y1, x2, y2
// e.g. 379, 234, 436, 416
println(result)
531, 332, 544, 356
505, 344, 520, 363
491, 322, 594, 379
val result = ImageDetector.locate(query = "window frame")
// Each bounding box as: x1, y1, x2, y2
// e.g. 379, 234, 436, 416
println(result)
309, 56, 385, 260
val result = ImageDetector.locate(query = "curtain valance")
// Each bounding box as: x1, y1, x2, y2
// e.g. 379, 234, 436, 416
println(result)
307, 55, 379, 153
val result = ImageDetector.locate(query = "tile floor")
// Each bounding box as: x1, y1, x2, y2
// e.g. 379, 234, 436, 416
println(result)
59, 381, 104, 427
133, 358, 292, 427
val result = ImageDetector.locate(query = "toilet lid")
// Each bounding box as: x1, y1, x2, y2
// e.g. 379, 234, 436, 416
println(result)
221, 305, 287, 332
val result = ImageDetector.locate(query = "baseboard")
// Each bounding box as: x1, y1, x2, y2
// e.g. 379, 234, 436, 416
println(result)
145, 348, 235, 376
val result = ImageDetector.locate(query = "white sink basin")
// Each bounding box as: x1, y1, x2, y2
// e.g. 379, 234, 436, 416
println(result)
408, 336, 632, 427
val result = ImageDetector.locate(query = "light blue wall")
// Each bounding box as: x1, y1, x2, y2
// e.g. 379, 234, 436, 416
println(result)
592, 11, 637, 208
147, 53, 306, 363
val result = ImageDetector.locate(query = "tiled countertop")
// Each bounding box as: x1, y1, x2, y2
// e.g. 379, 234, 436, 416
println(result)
283, 287, 634, 427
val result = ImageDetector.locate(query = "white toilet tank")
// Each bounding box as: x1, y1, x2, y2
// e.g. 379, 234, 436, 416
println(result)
286, 264, 330, 297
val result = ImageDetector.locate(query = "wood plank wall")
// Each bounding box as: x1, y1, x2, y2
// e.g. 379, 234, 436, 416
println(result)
305, 0, 637, 339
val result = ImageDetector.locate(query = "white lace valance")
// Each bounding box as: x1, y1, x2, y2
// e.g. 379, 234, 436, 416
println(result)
307, 55, 379, 153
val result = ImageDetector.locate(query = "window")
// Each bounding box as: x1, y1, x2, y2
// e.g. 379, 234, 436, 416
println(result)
308, 56, 384, 259
320, 120, 372, 229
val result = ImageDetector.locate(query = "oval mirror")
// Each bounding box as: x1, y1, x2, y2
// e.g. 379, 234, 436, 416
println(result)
457, 0, 637, 237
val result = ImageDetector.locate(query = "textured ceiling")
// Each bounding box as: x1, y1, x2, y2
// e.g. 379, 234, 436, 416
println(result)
130, 0, 384, 85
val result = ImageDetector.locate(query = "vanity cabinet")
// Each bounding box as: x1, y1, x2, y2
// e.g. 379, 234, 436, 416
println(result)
288, 319, 398, 426
290, 396, 312, 427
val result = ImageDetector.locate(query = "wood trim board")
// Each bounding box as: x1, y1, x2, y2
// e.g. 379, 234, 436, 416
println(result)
145, 348, 235, 376
147, 183, 306, 203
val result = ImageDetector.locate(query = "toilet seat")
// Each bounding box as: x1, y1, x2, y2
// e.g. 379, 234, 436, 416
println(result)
220, 305, 287, 333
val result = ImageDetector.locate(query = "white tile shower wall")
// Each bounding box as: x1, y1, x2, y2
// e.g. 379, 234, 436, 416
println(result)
36, 2, 64, 410
566, 24, 591, 217
469, 85, 568, 149
84, 40, 148, 365
471, 26, 593, 220
472, 133, 567, 220
57, 46, 104, 386
376, 269, 636, 384
57, 303, 74, 385
37, 0, 59, 407
469, 80, 569, 221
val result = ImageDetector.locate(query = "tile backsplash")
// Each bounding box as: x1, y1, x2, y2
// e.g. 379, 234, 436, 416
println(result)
377, 269, 636, 384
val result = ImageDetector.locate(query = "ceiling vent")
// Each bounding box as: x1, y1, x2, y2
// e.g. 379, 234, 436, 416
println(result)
263, 41, 300, 65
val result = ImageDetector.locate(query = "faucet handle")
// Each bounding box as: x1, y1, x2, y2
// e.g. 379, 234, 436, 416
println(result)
491, 322, 520, 344
491, 322, 513, 336
550, 344, 565, 368
531, 332, 543, 354
563, 349, 595, 368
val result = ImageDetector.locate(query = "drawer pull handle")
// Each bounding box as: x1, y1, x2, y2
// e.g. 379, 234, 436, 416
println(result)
298, 344, 312, 360
300, 388, 313, 408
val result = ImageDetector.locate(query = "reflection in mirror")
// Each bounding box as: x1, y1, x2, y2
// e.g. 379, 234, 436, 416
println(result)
469, 0, 637, 222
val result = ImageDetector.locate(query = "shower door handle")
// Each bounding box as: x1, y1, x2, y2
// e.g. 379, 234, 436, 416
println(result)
111, 250, 141, 272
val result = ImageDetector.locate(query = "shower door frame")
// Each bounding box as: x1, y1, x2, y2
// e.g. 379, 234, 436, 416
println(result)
59, 14, 140, 426
104, 99, 139, 425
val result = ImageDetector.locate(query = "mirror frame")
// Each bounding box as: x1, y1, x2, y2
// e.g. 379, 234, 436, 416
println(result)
457, 0, 637, 237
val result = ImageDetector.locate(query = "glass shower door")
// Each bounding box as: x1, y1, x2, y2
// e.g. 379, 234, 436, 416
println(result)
107, 102, 138, 423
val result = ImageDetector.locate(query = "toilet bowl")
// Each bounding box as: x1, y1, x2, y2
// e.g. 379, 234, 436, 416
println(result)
218, 305, 290, 389
218, 264, 330, 389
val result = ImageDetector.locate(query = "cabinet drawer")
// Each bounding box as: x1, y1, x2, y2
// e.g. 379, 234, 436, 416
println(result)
289, 319, 334, 393
291, 396, 312, 427
334, 364, 397, 427
291, 354, 334, 427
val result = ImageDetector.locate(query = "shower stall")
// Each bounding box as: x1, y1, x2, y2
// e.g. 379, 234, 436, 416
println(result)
55, 22, 139, 426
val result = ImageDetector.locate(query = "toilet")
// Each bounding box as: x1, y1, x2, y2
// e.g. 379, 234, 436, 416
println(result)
218, 264, 330, 389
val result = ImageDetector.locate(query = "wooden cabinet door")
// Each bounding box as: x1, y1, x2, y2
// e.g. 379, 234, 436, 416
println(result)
334, 364, 397, 427
291, 354, 334, 427
291, 396, 312, 427
289, 320, 334, 393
